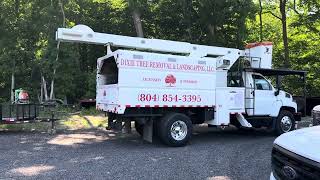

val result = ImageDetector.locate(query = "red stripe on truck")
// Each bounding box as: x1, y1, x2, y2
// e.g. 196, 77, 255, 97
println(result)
122, 105, 214, 108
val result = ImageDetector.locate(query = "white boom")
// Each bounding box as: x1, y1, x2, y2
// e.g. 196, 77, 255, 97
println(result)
56, 25, 244, 59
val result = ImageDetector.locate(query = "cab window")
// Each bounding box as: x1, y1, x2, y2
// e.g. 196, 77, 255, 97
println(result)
253, 75, 271, 90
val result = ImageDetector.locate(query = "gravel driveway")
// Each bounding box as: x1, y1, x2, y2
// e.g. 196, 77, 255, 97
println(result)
0, 119, 312, 180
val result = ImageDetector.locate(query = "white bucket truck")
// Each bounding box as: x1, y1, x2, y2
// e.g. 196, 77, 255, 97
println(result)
56, 25, 302, 146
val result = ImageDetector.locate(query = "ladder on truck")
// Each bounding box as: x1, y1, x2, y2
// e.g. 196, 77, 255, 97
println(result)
244, 77, 255, 116
243, 56, 263, 116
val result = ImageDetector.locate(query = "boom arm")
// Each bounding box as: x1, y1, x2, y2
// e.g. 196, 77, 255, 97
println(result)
56, 25, 244, 59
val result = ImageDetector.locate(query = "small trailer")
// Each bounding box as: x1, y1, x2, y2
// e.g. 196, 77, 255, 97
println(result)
56, 25, 304, 146
0, 103, 59, 132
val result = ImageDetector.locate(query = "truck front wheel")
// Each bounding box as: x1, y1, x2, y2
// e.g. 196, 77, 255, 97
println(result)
159, 113, 192, 147
275, 110, 295, 135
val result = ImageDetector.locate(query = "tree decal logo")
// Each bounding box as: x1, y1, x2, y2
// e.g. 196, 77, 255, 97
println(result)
165, 74, 176, 87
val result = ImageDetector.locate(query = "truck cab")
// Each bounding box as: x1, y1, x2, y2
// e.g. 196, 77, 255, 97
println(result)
245, 72, 297, 117
228, 63, 303, 135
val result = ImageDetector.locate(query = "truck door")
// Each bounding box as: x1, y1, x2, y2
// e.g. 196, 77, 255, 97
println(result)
252, 74, 275, 115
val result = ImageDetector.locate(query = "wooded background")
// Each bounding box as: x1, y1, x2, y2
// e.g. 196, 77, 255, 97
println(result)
0, 0, 319, 103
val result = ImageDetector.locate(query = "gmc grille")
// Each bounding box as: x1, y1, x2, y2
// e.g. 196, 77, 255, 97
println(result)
271, 145, 320, 180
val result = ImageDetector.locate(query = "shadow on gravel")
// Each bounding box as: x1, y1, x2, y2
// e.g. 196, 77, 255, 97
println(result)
40, 126, 278, 149
0, 126, 276, 148
0, 118, 312, 179
0, 126, 277, 179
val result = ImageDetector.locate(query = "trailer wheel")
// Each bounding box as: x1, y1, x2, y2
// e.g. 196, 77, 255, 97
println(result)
159, 113, 192, 147
275, 110, 295, 135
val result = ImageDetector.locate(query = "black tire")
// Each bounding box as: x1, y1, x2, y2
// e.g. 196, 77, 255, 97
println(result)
158, 113, 192, 147
275, 110, 295, 135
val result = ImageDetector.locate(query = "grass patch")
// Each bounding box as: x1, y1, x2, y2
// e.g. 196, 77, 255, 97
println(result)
0, 114, 107, 132
0, 122, 52, 132
59, 114, 107, 130
80, 107, 102, 116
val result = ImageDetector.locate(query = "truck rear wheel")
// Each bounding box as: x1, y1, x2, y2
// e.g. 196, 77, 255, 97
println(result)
158, 113, 192, 147
275, 110, 295, 135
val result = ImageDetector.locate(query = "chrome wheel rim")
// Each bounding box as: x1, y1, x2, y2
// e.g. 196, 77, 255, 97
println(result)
170, 120, 187, 141
280, 116, 293, 132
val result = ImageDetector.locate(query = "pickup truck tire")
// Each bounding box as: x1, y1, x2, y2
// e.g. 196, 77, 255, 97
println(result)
275, 110, 295, 135
158, 113, 192, 147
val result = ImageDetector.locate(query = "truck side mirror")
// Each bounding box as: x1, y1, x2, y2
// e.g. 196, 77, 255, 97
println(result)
274, 89, 280, 96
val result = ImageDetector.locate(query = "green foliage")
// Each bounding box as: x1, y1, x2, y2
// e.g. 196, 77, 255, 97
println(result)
0, 0, 319, 103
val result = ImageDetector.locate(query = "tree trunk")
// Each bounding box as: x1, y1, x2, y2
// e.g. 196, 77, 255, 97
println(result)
10, 71, 15, 103
258, 0, 263, 42
42, 76, 48, 101
10, 0, 19, 103
207, 24, 217, 43
40, 76, 43, 103
280, 0, 290, 68
132, 9, 144, 37
49, 0, 66, 99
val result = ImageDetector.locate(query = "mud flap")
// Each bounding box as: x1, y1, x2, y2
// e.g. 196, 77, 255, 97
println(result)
143, 118, 153, 143
123, 120, 132, 134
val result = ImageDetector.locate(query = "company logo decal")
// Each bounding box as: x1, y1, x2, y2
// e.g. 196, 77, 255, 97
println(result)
282, 165, 298, 180
165, 74, 176, 87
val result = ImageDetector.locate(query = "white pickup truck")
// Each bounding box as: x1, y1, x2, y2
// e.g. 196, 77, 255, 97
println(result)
270, 126, 320, 180
56, 25, 303, 146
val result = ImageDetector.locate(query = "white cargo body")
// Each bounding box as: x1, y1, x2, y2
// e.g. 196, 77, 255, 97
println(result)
56, 25, 302, 147
96, 49, 245, 124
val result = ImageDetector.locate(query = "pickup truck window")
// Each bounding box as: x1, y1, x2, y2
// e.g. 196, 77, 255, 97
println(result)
253, 74, 271, 90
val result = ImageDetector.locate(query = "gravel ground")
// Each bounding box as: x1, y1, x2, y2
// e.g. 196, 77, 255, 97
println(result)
0, 118, 312, 180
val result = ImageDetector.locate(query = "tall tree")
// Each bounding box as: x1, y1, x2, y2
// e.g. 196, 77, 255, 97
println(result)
279, 0, 290, 68
259, 0, 263, 41
49, 0, 66, 100
10, 0, 20, 103
128, 0, 144, 37
266, 0, 290, 67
